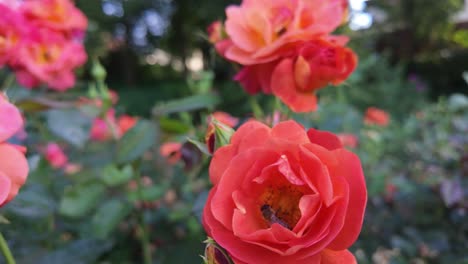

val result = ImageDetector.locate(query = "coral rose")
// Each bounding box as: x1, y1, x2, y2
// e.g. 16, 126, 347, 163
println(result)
271, 38, 357, 112
364, 107, 390, 127
222, 0, 348, 65
203, 120, 367, 263
0, 94, 28, 206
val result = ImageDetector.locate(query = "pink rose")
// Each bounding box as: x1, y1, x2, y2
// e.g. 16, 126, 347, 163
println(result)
0, 4, 28, 66
14, 28, 87, 90
0, 94, 28, 206
20, 0, 87, 34
44, 143, 68, 169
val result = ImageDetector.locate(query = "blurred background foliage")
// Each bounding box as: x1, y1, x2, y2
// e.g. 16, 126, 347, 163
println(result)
1, 0, 468, 263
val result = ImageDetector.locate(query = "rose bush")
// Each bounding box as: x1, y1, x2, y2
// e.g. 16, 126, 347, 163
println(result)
203, 120, 367, 263
0, 94, 28, 207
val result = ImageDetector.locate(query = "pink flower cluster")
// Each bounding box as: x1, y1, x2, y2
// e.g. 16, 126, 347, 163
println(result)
0, 93, 28, 206
209, 0, 357, 112
0, 0, 88, 91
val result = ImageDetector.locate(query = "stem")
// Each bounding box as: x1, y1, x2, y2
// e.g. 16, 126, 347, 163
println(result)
0, 233, 16, 264
133, 161, 152, 264
248, 96, 264, 119
1, 74, 15, 94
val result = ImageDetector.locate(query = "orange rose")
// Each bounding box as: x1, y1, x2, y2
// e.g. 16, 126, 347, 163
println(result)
203, 120, 367, 263
364, 107, 390, 127
221, 0, 348, 65
271, 38, 357, 112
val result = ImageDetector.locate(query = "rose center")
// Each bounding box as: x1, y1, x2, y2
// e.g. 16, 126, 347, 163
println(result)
258, 184, 304, 230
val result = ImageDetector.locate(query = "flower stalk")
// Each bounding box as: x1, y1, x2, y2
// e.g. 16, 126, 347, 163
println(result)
0, 233, 15, 264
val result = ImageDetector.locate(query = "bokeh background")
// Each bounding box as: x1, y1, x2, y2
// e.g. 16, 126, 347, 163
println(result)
1, 0, 467, 263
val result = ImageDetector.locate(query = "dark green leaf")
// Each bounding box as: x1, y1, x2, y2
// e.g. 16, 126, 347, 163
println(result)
152, 93, 220, 116
59, 182, 105, 218
90, 199, 132, 239
115, 120, 157, 163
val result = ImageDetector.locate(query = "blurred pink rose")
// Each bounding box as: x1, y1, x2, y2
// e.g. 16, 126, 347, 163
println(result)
0, 4, 28, 66
221, 0, 348, 65
160, 142, 182, 165
207, 21, 224, 44
44, 143, 68, 169
20, 0, 87, 34
89, 110, 137, 141
14, 28, 87, 90
0, 94, 28, 206
90, 109, 117, 141
117, 115, 138, 135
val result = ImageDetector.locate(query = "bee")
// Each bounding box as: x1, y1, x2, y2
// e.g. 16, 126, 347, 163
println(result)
261, 204, 291, 230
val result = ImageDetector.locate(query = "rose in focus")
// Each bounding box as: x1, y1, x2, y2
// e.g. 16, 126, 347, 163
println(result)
0, 94, 28, 207
203, 120, 367, 263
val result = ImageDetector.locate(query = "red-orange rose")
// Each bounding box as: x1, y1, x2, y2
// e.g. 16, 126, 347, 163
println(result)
203, 120, 367, 263
364, 107, 390, 127
271, 38, 357, 112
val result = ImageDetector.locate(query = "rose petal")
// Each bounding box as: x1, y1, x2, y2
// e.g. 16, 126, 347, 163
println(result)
320, 249, 356, 264
306, 129, 342, 151
0, 143, 29, 204
0, 96, 23, 142
271, 58, 318, 113
0, 172, 12, 206
326, 150, 367, 250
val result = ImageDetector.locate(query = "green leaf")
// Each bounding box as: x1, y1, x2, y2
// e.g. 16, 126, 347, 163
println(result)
187, 138, 211, 156
152, 93, 220, 116
0, 215, 10, 224
160, 117, 191, 134
90, 199, 132, 239
37, 239, 113, 264
115, 120, 157, 164
101, 165, 134, 186
59, 182, 105, 218
127, 185, 167, 202
5, 184, 56, 219
47, 109, 92, 148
